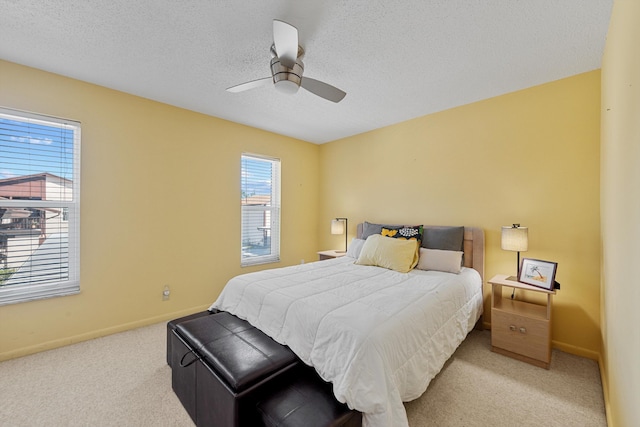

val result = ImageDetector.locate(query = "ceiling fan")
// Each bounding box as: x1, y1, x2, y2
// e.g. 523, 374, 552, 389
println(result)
226, 20, 347, 103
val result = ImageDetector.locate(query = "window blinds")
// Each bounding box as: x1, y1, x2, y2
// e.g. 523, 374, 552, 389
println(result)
0, 108, 81, 305
241, 154, 280, 266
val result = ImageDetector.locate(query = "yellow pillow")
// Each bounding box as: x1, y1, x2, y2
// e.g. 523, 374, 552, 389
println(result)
355, 234, 419, 273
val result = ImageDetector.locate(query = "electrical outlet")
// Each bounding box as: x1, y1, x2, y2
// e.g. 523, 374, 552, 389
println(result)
300, 259, 305, 264
162, 285, 170, 301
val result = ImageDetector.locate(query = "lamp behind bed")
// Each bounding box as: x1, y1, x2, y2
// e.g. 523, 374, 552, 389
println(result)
331, 217, 348, 253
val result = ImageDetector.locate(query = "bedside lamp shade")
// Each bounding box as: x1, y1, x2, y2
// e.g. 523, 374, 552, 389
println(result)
501, 224, 528, 280
331, 217, 348, 253
331, 219, 345, 235
501, 225, 528, 252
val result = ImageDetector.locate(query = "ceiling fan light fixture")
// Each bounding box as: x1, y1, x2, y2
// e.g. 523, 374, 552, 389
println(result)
274, 79, 300, 94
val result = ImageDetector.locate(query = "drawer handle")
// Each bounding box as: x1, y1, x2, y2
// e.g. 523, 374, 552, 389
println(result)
509, 325, 516, 331
519, 327, 527, 334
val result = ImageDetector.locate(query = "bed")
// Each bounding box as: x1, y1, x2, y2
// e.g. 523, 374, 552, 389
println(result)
210, 223, 484, 427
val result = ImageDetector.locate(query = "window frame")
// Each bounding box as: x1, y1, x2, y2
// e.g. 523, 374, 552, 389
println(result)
0, 107, 81, 306
240, 153, 281, 267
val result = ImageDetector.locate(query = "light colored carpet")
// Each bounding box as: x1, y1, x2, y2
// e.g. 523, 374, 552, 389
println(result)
404, 331, 606, 426
0, 323, 606, 427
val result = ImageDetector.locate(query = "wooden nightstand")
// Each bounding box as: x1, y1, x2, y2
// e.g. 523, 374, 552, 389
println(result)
489, 274, 556, 369
317, 250, 347, 261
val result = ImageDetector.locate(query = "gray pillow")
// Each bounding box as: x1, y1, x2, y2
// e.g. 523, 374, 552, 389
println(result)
422, 226, 464, 251
361, 221, 401, 240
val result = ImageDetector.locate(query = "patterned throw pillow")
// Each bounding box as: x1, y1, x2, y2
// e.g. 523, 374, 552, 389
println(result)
381, 225, 423, 242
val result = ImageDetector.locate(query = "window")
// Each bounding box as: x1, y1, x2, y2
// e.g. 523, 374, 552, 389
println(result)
0, 108, 81, 305
241, 154, 280, 266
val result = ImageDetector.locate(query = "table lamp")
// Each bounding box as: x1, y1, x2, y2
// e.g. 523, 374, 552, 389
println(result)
501, 224, 528, 281
331, 217, 348, 253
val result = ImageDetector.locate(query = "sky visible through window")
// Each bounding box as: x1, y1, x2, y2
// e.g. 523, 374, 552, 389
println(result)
0, 117, 74, 181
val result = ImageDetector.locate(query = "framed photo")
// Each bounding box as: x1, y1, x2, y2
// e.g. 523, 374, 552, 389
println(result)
518, 258, 557, 290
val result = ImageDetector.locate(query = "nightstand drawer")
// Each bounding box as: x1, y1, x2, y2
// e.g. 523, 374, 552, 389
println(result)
491, 309, 550, 363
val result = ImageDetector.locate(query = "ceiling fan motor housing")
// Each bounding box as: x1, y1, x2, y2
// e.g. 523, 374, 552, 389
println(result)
270, 45, 305, 94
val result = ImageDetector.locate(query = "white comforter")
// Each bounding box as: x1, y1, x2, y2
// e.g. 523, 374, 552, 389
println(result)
210, 256, 483, 427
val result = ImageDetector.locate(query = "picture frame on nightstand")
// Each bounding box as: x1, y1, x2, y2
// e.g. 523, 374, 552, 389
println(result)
518, 258, 557, 290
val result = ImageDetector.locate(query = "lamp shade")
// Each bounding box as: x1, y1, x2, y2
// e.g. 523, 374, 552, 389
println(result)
501, 225, 528, 252
331, 219, 345, 235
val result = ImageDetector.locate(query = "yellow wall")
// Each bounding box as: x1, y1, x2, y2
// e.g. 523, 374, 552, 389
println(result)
601, 1, 640, 425
319, 71, 602, 357
0, 60, 320, 360
0, 60, 604, 366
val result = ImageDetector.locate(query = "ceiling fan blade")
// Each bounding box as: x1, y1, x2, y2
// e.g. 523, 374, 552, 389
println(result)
300, 77, 346, 103
273, 19, 298, 68
226, 77, 272, 93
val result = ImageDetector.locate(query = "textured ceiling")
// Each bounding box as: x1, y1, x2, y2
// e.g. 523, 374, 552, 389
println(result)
0, 1, 612, 144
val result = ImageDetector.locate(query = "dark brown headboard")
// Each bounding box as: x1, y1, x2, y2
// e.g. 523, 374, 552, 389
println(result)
355, 224, 485, 282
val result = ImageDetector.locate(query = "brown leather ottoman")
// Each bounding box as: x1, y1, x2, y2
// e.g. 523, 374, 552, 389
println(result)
171, 311, 299, 426
256, 367, 362, 427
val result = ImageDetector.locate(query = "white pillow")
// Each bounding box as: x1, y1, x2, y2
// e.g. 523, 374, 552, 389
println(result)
346, 238, 366, 259
355, 234, 418, 273
416, 248, 463, 274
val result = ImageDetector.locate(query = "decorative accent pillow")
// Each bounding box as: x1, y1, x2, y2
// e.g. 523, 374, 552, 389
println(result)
361, 221, 400, 240
416, 248, 463, 274
381, 225, 423, 242
346, 238, 366, 259
355, 234, 419, 273
381, 225, 423, 268
422, 226, 464, 251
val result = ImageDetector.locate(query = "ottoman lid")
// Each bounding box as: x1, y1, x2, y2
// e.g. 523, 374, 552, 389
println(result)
176, 311, 298, 392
